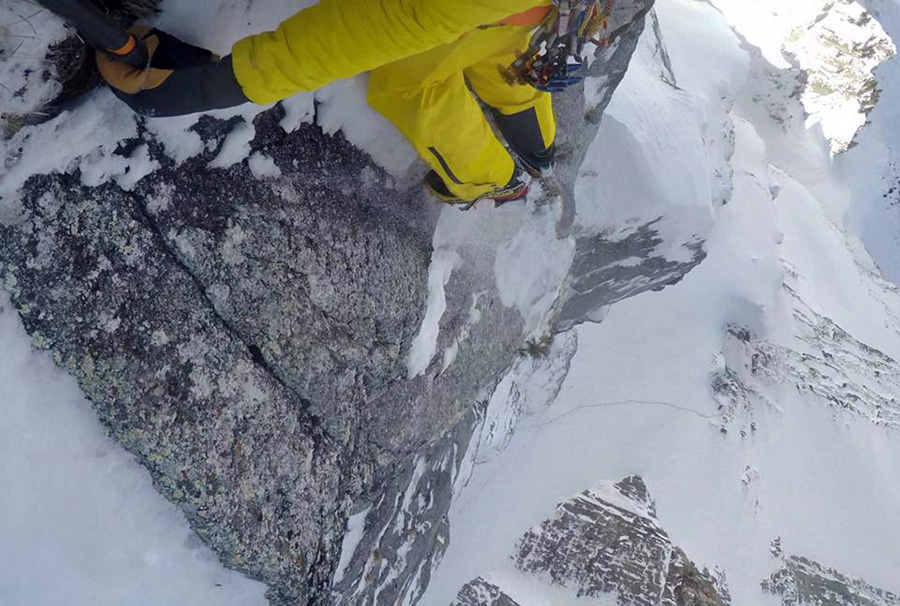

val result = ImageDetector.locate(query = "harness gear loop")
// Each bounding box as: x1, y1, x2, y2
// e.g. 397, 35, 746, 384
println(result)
501, 0, 615, 91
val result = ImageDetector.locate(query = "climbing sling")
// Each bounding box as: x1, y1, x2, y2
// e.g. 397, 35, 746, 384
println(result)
502, 0, 616, 92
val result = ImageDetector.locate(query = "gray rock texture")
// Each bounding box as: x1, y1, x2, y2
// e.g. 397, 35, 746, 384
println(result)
453, 578, 522, 606
763, 549, 900, 606
0, 111, 527, 604
331, 406, 482, 605
514, 477, 730, 606
557, 221, 706, 331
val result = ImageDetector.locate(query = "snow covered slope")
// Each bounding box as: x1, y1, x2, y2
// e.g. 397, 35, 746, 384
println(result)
422, 1, 900, 603
0, 292, 268, 605
2, 0, 900, 604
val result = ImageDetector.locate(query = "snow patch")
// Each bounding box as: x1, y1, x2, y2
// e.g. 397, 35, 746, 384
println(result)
407, 248, 462, 378
248, 152, 282, 179
114, 144, 160, 191
314, 77, 418, 178
333, 506, 371, 586
279, 94, 316, 133
494, 205, 576, 336
209, 120, 255, 170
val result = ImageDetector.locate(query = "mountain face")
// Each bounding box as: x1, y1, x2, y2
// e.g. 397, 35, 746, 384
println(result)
2, 0, 900, 604
763, 550, 900, 606
512, 477, 729, 606
784, 0, 895, 153
0, 1, 677, 603
419, 0, 900, 604
452, 478, 729, 606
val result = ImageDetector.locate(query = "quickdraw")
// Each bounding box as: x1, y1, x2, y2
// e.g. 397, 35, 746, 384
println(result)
502, 0, 615, 93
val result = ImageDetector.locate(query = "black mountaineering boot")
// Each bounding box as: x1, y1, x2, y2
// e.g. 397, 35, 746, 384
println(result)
518, 144, 556, 177
492, 107, 557, 176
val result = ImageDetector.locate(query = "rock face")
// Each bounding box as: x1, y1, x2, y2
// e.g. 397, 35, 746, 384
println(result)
453, 578, 522, 606
714, 284, 900, 435
0, 124, 421, 601
331, 406, 481, 605
763, 548, 900, 606
0, 2, 683, 604
450, 477, 729, 606
0, 110, 535, 603
513, 477, 729, 606
785, 0, 896, 152
556, 222, 706, 331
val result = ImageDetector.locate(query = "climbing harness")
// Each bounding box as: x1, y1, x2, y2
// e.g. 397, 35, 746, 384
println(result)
502, 0, 615, 92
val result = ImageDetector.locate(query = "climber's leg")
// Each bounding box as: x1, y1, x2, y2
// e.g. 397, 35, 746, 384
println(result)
367, 27, 535, 202
465, 48, 557, 175
368, 71, 516, 201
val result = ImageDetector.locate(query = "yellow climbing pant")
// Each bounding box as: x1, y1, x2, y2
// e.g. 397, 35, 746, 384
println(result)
368, 25, 556, 201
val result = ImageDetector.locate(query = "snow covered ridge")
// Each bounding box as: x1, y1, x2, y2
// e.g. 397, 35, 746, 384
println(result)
764, 549, 900, 605
715, 286, 900, 434
451, 477, 729, 606
422, 0, 900, 603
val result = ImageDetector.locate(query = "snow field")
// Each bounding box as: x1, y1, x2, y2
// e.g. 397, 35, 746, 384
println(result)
421, 0, 900, 602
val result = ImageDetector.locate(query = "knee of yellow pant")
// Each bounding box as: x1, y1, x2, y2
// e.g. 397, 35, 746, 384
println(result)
366, 79, 390, 110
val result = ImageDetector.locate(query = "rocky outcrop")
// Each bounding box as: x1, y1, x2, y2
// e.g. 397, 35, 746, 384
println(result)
785, 0, 895, 152
452, 578, 522, 606
1, 123, 414, 602
513, 476, 729, 606
0, 109, 534, 604
763, 544, 900, 606
556, 221, 706, 331
449, 477, 729, 605
714, 284, 900, 435
331, 406, 481, 605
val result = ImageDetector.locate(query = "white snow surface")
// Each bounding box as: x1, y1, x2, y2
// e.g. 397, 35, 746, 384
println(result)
407, 248, 462, 378
332, 506, 371, 586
